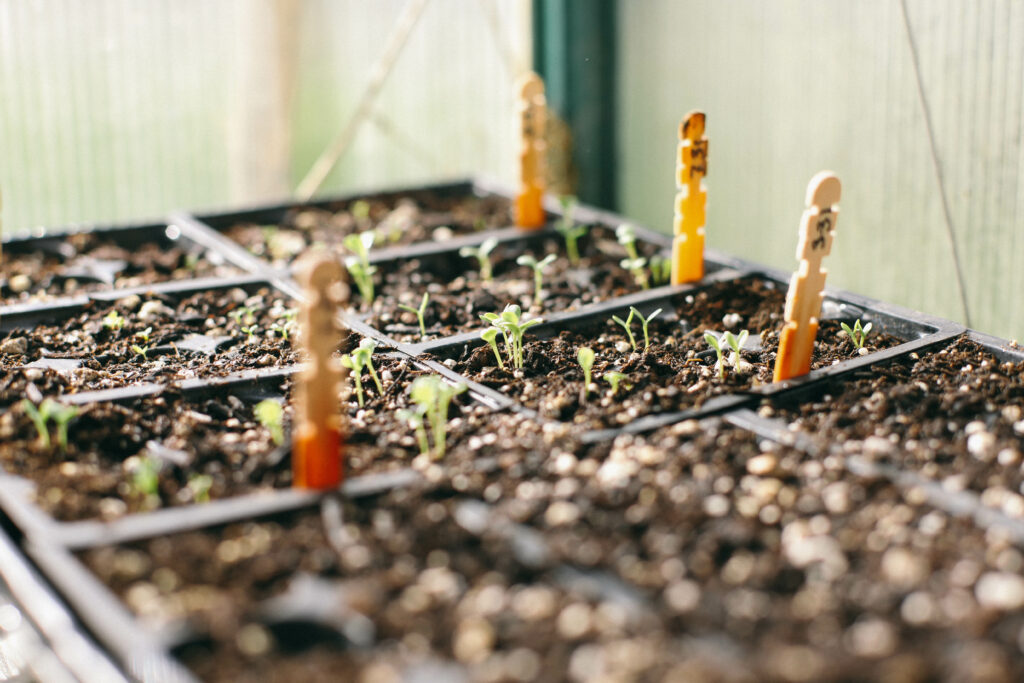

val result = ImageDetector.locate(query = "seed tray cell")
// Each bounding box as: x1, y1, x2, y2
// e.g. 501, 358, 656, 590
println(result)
0, 221, 256, 309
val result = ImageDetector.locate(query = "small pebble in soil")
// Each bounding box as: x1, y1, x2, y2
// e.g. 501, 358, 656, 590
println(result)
0, 337, 27, 355
138, 300, 174, 321
8, 274, 31, 293
975, 572, 1024, 610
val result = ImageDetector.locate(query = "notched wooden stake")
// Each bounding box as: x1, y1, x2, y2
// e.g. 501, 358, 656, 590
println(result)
515, 71, 547, 229
672, 111, 708, 285
293, 252, 349, 489
773, 172, 842, 382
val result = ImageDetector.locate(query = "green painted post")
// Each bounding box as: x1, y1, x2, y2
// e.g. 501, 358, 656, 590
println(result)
533, 0, 617, 210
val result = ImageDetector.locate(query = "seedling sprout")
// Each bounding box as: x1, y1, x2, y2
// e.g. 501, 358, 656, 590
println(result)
481, 304, 543, 369
555, 196, 588, 265
516, 253, 557, 307
841, 319, 873, 350
131, 344, 149, 360
241, 325, 258, 344
408, 375, 467, 459
396, 406, 430, 456
343, 232, 377, 304
629, 307, 663, 350
398, 292, 430, 339
704, 331, 726, 380
603, 371, 627, 396
21, 399, 76, 451
254, 399, 285, 445
611, 309, 638, 351
621, 257, 650, 289
649, 256, 672, 286
353, 338, 384, 395
723, 329, 751, 373
480, 328, 505, 370
340, 353, 366, 407
459, 238, 499, 282
135, 327, 152, 343
131, 456, 161, 501
188, 474, 213, 504
577, 347, 595, 401
616, 223, 640, 260
103, 310, 125, 331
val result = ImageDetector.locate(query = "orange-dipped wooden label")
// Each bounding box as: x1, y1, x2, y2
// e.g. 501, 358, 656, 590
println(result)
672, 111, 708, 285
773, 173, 840, 382
294, 424, 342, 489
516, 72, 547, 229
293, 253, 348, 490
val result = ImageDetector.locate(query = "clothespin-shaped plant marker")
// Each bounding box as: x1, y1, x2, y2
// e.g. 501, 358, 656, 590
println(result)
672, 111, 708, 285
293, 252, 348, 489
515, 72, 547, 229
773, 172, 842, 382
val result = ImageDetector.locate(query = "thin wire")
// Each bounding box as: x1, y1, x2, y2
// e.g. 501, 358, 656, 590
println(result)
294, 0, 431, 201
899, 0, 973, 327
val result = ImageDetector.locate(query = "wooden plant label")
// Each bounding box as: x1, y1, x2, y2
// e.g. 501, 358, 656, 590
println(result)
515, 71, 547, 229
773, 172, 842, 382
672, 111, 708, 285
293, 252, 348, 489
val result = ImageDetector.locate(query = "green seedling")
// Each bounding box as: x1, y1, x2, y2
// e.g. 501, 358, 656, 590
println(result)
230, 307, 255, 327
516, 253, 557, 307
343, 232, 378, 304
20, 399, 78, 451
704, 331, 726, 380
480, 328, 505, 370
135, 327, 152, 343
271, 308, 298, 340
649, 255, 672, 286
241, 325, 258, 344
131, 344, 149, 360
555, 196, 588, 265
103, 310, 126, 331
723, 329, 751, 373
480, 304, 543, 370
398, 292, 430, 339
131, 456, 161, 500
459, 238, 499, 282
340, 353, 366, 407
353, 338, 384, 394
629, 307, 663, 351
841, 319, 873, 350
254, 399, 285, 445
616, 223, 640, 260
621, 257, 650, 290
188, 474, 213, 504
603, 371, 628, 396
577, 347, 595, 401
408, 375, 467, 459
184, 252, 201, 272
350, 199, 371, 223
611, 309, 638, 352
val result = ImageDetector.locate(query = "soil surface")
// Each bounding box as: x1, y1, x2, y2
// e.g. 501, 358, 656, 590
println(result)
79, 419, 1024, 682
222, 192, 513, 269
437, 278, 899, 429
0, 285, 298, 394
365, 226, 666, 343
767, 335, 1024, 507
0, 351, 495, 522
1, 231, 241, 306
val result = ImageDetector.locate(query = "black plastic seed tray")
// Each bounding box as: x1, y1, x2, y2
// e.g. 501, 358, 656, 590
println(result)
0, 219, 266, 312
717, 330, 1024, 546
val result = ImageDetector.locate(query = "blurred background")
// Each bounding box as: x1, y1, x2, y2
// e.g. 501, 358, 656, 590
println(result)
1, 0, 1022, 339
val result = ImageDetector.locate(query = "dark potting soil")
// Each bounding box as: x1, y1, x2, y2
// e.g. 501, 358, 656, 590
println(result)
363, 226, 665, 343
437, 278, 899, 429
223, 192, 513, 269
1, 232, 241, 306
0, 286, 298, 393
78, 419, 1024, 682
766, 335, 1024, 506
0, 352, 496, 522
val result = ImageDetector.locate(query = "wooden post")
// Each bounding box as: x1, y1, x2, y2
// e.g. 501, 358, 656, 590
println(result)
515, 71, 547, 229
773, 172, 842, 382
671, 111, 708, 285
293, 252, 348, 489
